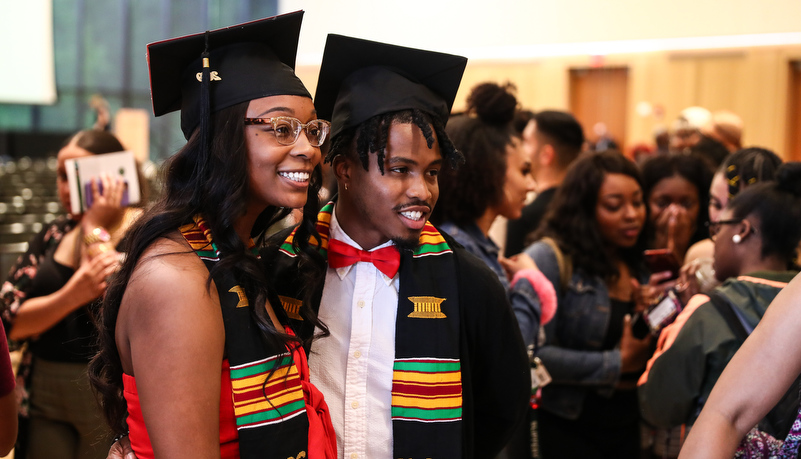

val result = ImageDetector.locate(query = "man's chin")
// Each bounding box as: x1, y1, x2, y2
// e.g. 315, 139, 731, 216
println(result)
391, 235, 420, 253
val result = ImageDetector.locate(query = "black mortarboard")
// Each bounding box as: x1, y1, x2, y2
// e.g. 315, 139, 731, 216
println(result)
147, 11, 311, 139
314, 34, 468, 139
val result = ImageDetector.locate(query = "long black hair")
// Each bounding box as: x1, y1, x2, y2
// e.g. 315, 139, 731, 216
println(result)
89, 101, 327, 433
535, 150, 646, 280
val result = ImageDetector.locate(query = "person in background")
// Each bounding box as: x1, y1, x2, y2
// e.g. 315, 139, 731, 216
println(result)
701, 110, 743, 153
434, 82, 536, 287
670, 106, 710, 152
516, 150, 651, 458
678, 272, 801, 458
0, 129, 139, 459
688, 135, 730, 172
0, 321, 17, 457
504, 110, 584, 257
639, 162, 801, 452
433, 83, 556, 458
89, 13, 335, 459
513, 109, 536, 136
683, 147, 782, 270
641, 153, 712, 266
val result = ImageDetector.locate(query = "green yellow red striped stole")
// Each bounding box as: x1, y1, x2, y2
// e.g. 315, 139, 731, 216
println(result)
394, 238, 463, 458
277, 201, 463, 457
179, 216, 309, 459
229, 353, 306, 428
391, 358, 463, 422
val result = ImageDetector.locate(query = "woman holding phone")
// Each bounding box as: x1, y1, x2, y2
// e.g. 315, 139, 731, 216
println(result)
0, 129, 139, 459
637, 162, 801, 447
511, 150, 651, 458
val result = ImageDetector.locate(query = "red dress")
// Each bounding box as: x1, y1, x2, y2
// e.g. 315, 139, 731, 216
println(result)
123, 336, 336, 459
123, 360, 240, 459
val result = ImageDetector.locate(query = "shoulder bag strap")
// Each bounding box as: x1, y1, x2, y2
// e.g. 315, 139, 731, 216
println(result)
707, 291, 750, 343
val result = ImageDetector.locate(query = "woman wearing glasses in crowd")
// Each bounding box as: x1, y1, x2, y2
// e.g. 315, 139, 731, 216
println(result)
637, 162, 801, 450
89, 13, 335, 459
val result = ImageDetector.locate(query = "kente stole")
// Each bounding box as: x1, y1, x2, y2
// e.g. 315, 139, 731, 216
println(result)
278, 202, 464, 458
180, 216, 310, 459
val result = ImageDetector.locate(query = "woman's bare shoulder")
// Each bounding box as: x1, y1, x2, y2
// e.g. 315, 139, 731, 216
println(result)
122, 232, 219, 319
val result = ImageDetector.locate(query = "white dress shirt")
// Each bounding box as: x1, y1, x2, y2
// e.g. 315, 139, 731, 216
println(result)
309, 207, 398, 459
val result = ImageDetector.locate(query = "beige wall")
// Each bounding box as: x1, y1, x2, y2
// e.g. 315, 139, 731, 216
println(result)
298, 44, 801, 160
462, 46, 801, 159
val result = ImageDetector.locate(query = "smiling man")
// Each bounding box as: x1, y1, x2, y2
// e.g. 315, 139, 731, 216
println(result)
269, 35, 530, 459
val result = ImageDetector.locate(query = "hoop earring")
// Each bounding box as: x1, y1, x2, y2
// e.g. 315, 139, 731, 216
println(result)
732, 234, 742, 244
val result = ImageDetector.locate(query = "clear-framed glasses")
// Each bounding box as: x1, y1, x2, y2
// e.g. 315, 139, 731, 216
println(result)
244, 116, 331, 147
706, 219, 742, 241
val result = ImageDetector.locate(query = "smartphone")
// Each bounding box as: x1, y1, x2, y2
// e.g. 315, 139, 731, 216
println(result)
631, 290, 683, 339
643, 248, 681, 280
84, 180, 130, 209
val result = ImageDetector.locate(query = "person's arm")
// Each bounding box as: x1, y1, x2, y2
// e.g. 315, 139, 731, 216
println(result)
679, 273, 801, 458
9, 249, 120, 340
116, 238, 225, 459
458, 251, 531, 458
0, 325, 17, 456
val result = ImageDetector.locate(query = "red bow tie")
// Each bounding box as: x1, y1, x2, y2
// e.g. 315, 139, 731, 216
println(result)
327, 238, 401, 278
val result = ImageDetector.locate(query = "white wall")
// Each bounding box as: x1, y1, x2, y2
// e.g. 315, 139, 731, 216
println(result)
281, 0, 801, 63
0, 0, 56, 104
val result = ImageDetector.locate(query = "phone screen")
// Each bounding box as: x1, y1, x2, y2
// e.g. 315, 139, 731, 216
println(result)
643, 249, 680, 279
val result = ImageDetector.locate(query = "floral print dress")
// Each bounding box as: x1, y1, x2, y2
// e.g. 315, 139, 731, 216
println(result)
0, 215, 77, 419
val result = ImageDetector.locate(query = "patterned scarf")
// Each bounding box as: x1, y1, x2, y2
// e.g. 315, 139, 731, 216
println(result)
277, 202, 464, 458
180, 215, 310, 459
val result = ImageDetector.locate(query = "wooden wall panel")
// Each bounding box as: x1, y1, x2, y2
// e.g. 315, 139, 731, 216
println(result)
300, 44, 801, 161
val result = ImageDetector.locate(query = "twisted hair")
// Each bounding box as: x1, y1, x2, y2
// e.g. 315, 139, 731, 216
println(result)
89, 101, 327, 434
727, 161, 801, 264
534, 150, 646, 280
721, 147, 783, 199
325, 108, 462, 173
431, 82, 518, 226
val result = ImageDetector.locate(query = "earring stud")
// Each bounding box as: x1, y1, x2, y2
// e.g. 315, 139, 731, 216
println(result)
732, 234, 742, 244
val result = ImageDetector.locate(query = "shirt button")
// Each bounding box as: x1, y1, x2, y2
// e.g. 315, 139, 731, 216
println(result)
354, 350, 362, 358
357, 300, 365, 308
351, 454, 358, 459
351, 401, 359, 409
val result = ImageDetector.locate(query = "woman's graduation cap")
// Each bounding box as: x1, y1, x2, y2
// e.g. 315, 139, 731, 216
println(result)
147, 11, 311, 140
313, 34, 468, 139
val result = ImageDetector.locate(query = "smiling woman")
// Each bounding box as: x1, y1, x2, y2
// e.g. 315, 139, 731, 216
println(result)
511, 150, 652, 459
88, 12, 336, 459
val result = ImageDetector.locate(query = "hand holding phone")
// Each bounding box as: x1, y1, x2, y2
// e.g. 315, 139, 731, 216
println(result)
644, 248, 681, 280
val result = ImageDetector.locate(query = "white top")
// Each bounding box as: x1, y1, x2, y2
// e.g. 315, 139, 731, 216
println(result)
309, 206, 399, 459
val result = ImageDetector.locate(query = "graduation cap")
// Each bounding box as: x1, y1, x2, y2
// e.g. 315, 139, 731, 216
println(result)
314, 34, 468, 139
147, 11, 311, 139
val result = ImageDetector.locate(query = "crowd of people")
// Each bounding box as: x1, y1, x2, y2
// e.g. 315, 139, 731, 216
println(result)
1, 10, 800, 459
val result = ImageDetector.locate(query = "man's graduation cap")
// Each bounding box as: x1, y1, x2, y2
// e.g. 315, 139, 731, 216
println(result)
147, 11, 311, 139
314, 34, 468, 139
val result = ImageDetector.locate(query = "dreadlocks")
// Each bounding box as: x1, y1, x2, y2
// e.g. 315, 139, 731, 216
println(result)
325, 108, 463, 171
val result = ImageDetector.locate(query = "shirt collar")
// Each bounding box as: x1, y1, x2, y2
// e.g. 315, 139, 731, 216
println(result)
329, 204, 397, 285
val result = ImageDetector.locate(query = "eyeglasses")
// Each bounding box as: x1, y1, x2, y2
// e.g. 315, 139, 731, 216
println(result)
706, 219, 742, 241
244, 116, 331, 147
